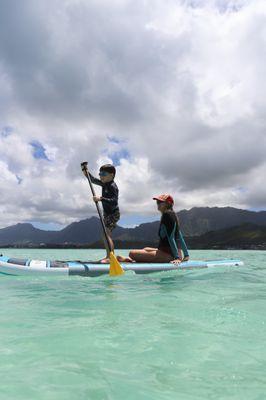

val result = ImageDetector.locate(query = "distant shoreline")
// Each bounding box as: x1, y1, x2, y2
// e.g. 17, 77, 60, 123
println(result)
0, 241, 265, 251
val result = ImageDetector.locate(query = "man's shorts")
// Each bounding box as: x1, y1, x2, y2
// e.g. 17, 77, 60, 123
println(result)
104, 210, 120, 232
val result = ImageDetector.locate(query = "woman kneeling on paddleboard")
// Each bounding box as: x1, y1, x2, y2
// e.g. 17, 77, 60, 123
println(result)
119, 194, 189, 264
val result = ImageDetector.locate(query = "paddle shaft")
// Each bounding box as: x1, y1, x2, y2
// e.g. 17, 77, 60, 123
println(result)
81, 163, 112, 253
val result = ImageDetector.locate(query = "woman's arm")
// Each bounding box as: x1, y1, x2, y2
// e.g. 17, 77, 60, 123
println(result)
178, 230, 189, 258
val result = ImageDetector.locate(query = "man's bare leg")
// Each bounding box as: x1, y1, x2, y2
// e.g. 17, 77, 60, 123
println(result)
100, 229, 113, 263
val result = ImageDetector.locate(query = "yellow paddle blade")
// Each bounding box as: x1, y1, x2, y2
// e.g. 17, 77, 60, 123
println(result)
109, 252, 124, 276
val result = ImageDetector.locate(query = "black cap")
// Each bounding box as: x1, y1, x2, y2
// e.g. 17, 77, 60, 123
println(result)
100, 164, 116, 176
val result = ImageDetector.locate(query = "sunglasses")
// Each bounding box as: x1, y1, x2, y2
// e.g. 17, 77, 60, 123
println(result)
99, 171, 109, 177
156, 200, 164, 205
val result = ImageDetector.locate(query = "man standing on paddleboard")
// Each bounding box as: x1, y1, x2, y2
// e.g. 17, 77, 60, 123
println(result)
82, 163, 120, 264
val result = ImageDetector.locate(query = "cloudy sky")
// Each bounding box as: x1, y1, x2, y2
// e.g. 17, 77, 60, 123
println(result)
0, 0, 265, 229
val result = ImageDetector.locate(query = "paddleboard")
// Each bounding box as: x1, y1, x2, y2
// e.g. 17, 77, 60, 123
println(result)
0, 254, 243, 277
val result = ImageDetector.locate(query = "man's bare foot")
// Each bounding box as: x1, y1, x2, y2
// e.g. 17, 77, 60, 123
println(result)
100, 258, 110, 264
116, 255, 135, 263
182, 256, 190, 262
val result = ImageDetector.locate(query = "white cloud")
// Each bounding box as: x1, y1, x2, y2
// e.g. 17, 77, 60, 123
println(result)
0, 0, 265, 228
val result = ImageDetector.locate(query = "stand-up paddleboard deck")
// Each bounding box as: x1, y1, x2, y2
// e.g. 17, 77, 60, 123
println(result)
0, 254, 243, 277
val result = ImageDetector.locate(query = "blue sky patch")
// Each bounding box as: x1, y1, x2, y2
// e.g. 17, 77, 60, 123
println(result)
16, 175, 23, 185
107, 135, 122, 145
106, 135, 130, 166
119, 214, 159, 228
185, 1, 242, 14
1, 126, 13, 137
31, 221, 65, 231
109, 148, 131, 166
236, 186, 247, 193
30, 140, 49, 160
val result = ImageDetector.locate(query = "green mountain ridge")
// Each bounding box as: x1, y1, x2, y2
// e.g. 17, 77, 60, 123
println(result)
186, 223, 266, 249
87, 223, 266, 250
0, 207, 266, 248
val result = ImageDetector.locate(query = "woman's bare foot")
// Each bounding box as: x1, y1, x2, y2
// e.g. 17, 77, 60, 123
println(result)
170, 258, 182, 264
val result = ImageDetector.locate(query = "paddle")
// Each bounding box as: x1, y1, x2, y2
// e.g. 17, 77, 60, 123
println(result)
81, 162, 124, 276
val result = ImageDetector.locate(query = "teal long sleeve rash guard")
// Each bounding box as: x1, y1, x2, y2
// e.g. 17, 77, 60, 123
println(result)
158, 210, 189, 259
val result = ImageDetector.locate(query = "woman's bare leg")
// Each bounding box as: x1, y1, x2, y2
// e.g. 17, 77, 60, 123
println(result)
116, 255, 135, 262
143, 247, 157, 252
116, 248, 159, 262
129, 249, 173, 263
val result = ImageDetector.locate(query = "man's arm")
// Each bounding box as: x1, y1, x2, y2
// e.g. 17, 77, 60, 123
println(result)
88, 172, 103, 187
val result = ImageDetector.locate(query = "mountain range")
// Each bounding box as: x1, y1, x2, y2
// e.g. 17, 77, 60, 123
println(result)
0, 207, 266, 249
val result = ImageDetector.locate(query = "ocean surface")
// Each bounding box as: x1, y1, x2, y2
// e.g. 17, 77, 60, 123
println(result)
0, 249, 266, 400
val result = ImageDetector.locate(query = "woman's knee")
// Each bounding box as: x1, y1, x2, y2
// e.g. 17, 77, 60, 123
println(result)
129, 249, 143, 260
129, 250, 137, 258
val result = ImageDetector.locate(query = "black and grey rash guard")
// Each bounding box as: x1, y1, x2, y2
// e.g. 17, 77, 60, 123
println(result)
89, 173, 119, 216
158, 210, 189, 259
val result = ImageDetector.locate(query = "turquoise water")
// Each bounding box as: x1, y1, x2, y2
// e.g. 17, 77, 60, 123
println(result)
1, 249, 266, 400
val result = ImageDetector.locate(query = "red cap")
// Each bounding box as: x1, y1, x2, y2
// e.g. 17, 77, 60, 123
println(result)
153, 194, 174, 205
